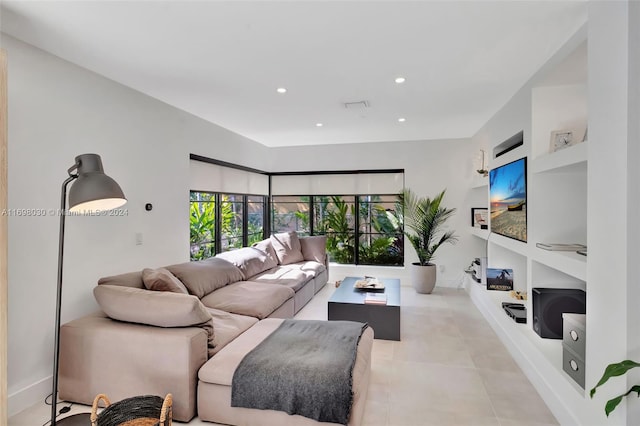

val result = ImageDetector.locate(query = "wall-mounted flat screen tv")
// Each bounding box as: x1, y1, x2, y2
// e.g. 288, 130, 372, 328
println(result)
489, 157, 527, 242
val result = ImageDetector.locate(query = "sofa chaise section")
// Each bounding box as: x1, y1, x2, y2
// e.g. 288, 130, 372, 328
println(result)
197, 318, 374, 426
58, 313, 208, 422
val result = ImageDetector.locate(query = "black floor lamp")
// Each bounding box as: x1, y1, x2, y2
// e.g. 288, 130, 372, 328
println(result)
51, 154, 126, 426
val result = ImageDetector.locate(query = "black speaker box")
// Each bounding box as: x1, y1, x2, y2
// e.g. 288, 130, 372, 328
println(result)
532, 288, 586, 339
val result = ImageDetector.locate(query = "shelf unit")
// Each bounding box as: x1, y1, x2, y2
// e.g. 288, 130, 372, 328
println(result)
466, 36, 589, 424
469, 226, 489, 240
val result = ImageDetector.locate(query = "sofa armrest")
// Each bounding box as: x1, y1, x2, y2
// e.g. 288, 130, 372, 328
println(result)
58, 313, 208, 422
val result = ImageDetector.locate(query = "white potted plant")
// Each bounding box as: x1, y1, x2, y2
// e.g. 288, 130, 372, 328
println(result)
400, 189, 458, 294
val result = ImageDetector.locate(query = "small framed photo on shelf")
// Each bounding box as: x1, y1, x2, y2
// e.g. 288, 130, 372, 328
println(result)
471, 207, 488, 229
486, 268, 514, 291
549, 129, 576, 153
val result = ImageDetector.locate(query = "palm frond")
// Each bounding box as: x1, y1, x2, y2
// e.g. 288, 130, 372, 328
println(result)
399, 189, 457, 265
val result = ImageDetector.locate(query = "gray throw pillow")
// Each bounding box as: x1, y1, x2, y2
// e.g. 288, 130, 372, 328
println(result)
270, 231, 304, 265
299, 235, 327, 264
166, 257, 244, 298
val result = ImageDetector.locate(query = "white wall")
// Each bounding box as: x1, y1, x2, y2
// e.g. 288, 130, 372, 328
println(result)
2, 34, 271, 415
588, 1, 637, 424
267, 139, 476, 288
3, 33, 475, 416
627, 1, 640, 423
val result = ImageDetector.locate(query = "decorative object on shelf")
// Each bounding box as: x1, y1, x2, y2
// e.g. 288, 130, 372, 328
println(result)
590, 360, 640, 417
471, 257, 487, 285
475, 149, 488, 177
486, 268, 513, 291
510, 290, 527, 300
549, 129, 577, 152
536, 242, 587, 251
399, 188, 457, 294
489, 157, 527, 242
502, 302, 526, 323
471, 207, 488, 229
51, 154, 127, 426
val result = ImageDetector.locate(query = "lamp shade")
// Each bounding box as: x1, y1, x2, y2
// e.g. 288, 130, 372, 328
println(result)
68, 154, 126, 213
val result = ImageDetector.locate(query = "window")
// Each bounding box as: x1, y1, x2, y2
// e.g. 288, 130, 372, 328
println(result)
357, 195, 403, 266
313, 196, 356, 264
247, 196, 265, 245
190, 191, 267, 260
190, 159, 404, 265
271, 196, 310, 236
220, 194, 244, 252
190, 192, 215, 261
272, 194, 404, 266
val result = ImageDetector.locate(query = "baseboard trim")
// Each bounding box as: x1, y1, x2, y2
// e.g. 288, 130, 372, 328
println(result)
8, 375, 51, 418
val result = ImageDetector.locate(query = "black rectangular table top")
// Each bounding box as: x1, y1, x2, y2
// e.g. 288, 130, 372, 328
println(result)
329, 277, 401, 307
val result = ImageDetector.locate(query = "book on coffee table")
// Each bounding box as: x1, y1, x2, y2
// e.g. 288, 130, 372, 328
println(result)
364, 292, 387, 305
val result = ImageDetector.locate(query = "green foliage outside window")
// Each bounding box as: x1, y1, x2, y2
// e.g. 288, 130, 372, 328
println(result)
190, 194, 215, 261
190, 193, 265, 260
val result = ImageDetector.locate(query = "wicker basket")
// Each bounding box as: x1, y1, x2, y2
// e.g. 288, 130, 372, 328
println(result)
90, 393, 172, 426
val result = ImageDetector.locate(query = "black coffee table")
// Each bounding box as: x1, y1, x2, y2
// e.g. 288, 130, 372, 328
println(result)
328, 276, 401, 341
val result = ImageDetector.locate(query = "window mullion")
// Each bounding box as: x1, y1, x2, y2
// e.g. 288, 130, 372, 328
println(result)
214, 193, 221, 254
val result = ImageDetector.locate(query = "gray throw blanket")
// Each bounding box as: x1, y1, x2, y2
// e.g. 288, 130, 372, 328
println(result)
231, 319, 368, 425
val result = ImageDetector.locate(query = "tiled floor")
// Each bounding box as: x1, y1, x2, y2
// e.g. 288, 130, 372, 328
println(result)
9, 285, 558, 426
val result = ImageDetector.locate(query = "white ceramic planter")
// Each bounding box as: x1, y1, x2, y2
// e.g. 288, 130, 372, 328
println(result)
411, 262, 437, 294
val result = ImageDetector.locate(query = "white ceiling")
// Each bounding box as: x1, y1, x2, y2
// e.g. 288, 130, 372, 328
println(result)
0, 1, 587, 147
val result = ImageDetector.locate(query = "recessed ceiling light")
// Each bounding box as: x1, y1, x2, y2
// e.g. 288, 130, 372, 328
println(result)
395, 77, 406, 84
316, 123, 323, 127
276, 87, 287, 94
398, 118, 406, 122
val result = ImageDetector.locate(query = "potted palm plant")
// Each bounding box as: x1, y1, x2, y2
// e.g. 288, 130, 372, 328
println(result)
399, 189, 458, 294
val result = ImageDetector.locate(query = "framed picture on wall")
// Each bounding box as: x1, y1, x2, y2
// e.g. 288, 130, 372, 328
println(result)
471, 207, 488, 229
549, 129, 576, 152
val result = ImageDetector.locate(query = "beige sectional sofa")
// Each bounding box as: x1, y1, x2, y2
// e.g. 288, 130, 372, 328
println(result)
58, 232, 371, 425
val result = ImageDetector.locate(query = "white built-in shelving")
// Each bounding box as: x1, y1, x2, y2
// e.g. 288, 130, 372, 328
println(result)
467, 34, 590, 419
531, 248, 587, 282
531, 141, 588, 174
469, 226, 489, 240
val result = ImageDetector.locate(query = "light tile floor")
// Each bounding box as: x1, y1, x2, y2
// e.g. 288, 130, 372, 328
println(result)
9, 285, 558, 426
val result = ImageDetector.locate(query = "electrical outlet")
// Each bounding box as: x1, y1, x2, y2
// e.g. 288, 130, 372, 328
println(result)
135, 232, 143, 246
439, 264, 445, 272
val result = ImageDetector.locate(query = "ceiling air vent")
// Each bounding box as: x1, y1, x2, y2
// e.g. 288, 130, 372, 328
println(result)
343, 100, 370, 109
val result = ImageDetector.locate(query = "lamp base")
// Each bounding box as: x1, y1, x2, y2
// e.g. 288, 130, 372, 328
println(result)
53, 412, 91, 425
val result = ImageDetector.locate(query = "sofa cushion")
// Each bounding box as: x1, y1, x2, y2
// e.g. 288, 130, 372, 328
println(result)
278, 261, 326, 279
250, 267, 313, 292
299, 235, 327, 264
166, 257, 244, 299
200, 281, 294, 320
142, 267, 189, 294
270, 231, 304, 265
97, 271, 144, 289
252, 239, 279, 268
216, 245, 278, 280
94, 285, 215, 355
206, 308, 259, 356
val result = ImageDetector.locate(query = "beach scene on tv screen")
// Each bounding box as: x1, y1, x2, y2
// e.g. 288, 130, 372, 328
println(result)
490, 158, 527, 242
